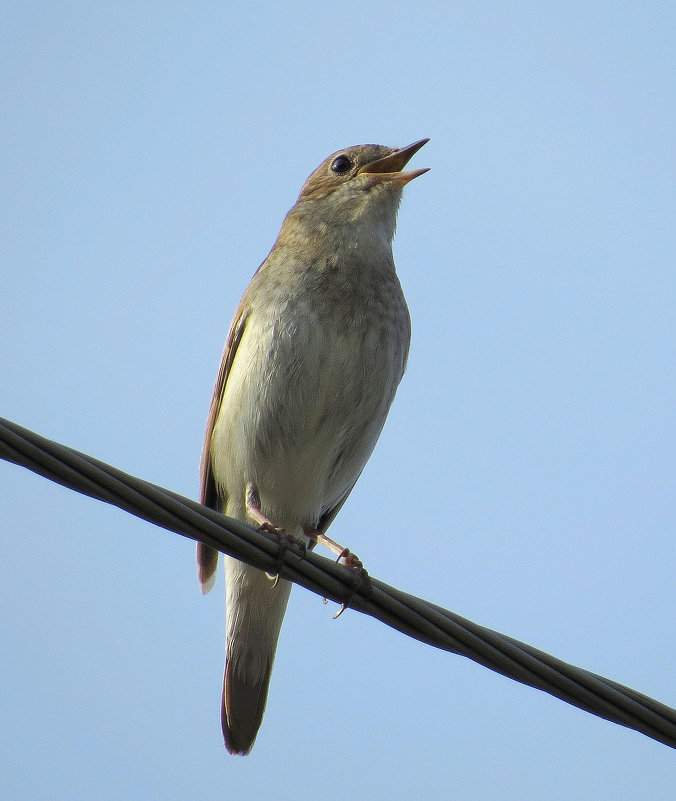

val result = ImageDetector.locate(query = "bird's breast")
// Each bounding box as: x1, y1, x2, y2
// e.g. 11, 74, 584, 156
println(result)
211, 262, 410, 528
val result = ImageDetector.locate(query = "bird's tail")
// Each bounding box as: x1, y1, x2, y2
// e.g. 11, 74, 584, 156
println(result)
221, 555, 292, 755
197, 542, 219, 594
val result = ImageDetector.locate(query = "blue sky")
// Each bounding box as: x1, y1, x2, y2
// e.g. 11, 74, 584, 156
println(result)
1, 2, 674, 799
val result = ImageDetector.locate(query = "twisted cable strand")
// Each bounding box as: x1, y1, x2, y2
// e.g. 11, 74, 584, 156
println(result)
1, 416, 673, 749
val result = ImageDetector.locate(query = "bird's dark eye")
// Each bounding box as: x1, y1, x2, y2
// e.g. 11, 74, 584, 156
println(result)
330, 155, 353, 174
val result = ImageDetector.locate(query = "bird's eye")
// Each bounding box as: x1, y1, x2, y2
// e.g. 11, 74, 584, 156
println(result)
330, 155, 353, 174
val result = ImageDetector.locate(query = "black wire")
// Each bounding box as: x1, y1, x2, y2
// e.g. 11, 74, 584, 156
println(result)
1, 416, 674, 749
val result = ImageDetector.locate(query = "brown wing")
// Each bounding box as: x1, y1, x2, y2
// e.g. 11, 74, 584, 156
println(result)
197, 302, 249, 592
315, 471, 363, 536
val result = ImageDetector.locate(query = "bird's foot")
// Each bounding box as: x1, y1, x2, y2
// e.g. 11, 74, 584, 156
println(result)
262, 525, 289, 586
304, 527, 371, 617
333, 548, 371, 618
263, 527, 308, 586
246, 485, 309, 584
245, 483, 299, 585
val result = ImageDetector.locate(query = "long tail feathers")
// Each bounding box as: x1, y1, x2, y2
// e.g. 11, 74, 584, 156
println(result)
221, 558, 292, 754
222, 655, 273, 755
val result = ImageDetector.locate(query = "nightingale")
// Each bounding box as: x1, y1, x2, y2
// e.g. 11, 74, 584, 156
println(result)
198, 139, 429, 755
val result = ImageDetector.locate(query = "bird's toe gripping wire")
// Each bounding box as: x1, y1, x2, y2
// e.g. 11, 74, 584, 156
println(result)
333, 548, 372, 618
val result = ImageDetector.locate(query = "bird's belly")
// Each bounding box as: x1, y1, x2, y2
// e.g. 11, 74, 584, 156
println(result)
211, 306, 403, 530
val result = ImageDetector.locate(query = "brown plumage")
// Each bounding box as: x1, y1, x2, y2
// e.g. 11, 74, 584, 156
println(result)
199, 139, 428, 754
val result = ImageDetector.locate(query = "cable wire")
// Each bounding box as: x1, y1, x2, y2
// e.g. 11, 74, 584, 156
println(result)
1, 415, 674, 749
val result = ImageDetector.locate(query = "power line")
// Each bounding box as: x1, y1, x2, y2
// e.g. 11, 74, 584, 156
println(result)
1, 415, 674, 749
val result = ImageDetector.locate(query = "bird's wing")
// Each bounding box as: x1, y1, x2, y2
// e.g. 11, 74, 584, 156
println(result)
197, 300, 250, 593
316, 471, 363, 536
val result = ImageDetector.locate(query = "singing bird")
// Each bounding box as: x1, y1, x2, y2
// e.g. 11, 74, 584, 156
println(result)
198, 139, 429, 754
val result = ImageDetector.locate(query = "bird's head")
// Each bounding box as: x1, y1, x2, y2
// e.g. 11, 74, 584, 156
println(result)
292, 139, 429, 240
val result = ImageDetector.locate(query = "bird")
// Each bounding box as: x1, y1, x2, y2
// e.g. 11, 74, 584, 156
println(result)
198, 139, 429, 754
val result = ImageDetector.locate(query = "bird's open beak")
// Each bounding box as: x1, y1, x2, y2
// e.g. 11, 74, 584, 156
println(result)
357, 138, 430, 185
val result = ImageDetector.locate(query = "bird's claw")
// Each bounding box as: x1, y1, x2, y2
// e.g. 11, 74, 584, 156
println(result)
262, 524, 289, 585
333, 549, 371, 619
261, 524, 307, 585
259, 521, 286, 537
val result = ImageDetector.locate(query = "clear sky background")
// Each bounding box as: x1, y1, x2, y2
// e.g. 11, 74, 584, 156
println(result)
1, 2, 674, 799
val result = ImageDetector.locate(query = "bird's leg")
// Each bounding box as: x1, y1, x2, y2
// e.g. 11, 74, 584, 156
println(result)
246, 483, 306, 585
245, 483, 287, 584
245, 483, 284, 534
303, 527, 372, 617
